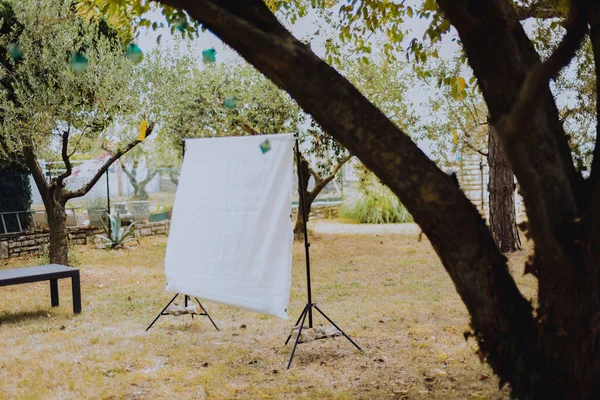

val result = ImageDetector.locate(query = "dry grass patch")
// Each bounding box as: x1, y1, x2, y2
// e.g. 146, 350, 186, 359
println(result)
0, 229, 535, 399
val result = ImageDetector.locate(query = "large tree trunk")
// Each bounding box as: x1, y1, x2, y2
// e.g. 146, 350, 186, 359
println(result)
487, 123, 521, 252
46, 199, 69, 265
156, 1, 599, 397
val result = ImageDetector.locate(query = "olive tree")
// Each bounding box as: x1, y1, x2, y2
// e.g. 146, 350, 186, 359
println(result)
0, 0, 150, 264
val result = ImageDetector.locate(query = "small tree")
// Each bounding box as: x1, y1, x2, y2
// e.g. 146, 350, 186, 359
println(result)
102, 144, 158, 200
0, 0, 150, 264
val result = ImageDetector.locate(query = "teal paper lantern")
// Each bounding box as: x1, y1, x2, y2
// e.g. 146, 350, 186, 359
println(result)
202, 48, 216, 64
259, 139, 271, 154
125, 43, 144, 64
7, 42, 23, 61
69, 52, 88, 73
224, 96, 237, 109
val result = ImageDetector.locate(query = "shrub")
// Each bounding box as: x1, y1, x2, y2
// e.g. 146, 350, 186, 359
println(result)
340, 167, 413, 224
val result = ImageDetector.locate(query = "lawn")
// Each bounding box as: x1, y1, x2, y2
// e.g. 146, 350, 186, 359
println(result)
0, 224, 536, 399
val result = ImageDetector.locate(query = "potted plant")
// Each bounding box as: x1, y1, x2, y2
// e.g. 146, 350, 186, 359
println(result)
126, 200, 150, 221
85, 196, 108, 226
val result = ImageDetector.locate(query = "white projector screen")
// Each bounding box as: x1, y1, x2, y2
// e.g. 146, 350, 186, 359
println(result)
165, 134, 295, 319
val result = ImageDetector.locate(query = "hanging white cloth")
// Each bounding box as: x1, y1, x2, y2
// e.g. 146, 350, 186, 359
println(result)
165, 134, 295, 319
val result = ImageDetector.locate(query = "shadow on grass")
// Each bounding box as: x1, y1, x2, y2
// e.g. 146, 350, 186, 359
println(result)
0, 309, 53, 325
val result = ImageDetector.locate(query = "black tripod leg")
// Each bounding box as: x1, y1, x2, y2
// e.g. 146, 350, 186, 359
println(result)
285, 304, 309, 345
314, 305, 362, 351
287, 304, 310, 369
194, 298, 219, 331
146, 293, 179, 331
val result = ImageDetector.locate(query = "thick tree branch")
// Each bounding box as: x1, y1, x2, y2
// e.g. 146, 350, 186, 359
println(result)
494, 0, 589, 258
63, 123, 154, 201
140, 168, 159, 186
437, 0, 581, 275
305, 162, 320, 183
501, 0, 589, 144
23, 145, 49, 204
157, 0, 537, 389
56, 129, 73, 187
308, 154, 352, 199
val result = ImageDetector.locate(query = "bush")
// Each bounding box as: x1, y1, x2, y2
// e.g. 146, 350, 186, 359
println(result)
340, 167, 413, 224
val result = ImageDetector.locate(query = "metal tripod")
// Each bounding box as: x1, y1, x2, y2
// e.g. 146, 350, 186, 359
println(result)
146, 293, 219, 331
285, 138, 361, 369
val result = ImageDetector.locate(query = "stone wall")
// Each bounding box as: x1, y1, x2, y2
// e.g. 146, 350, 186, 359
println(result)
0, 220, 170, 260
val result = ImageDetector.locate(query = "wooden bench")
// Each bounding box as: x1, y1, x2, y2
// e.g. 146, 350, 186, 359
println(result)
0, 264, 81, 314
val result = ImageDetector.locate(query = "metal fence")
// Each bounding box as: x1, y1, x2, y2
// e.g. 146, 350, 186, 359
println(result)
0, 210, 37, 235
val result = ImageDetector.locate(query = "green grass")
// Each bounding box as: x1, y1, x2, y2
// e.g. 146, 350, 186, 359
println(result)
0, 229, 536, 399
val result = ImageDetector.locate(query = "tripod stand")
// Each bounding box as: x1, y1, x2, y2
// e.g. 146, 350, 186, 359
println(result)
285, 138, 361, 369
146, 293, 219, 331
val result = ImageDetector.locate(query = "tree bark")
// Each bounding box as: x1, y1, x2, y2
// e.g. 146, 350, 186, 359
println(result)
46, 198, 69, 265
487, 123, 521, 252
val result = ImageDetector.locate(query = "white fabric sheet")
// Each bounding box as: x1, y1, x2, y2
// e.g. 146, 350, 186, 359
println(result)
165, 134, 295, 319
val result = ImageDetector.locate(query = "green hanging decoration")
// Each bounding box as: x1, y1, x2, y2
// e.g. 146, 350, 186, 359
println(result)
224, 96, 237, 109
7, 42, 23, 61
259, 139, 271, 154
202, 48, 216, 64
125, 43, 144, 64
174, 18, 188, 32
69, 52, 88, 73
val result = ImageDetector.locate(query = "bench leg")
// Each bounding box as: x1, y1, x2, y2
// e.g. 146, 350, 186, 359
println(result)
50, 279, 59, 307
72, 272, 81, 314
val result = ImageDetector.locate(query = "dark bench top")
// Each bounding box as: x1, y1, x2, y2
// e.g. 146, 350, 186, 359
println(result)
0, 264, 79, 287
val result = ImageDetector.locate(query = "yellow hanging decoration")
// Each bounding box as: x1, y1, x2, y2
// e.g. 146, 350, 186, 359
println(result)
452, 128, 459, 145
458, 77, 466, 91
137, 120, 148, 141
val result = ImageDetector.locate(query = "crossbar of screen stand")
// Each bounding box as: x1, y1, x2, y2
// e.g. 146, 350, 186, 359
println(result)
145, 293, 219, 331
285, 137, 361, 369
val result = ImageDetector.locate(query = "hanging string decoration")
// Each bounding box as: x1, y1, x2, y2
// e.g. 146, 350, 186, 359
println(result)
7, 42, 23, 61
69, 52, 88, 73
202, 48, 216, 64
125, 43, 144, 64
224, 96, 237, 109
